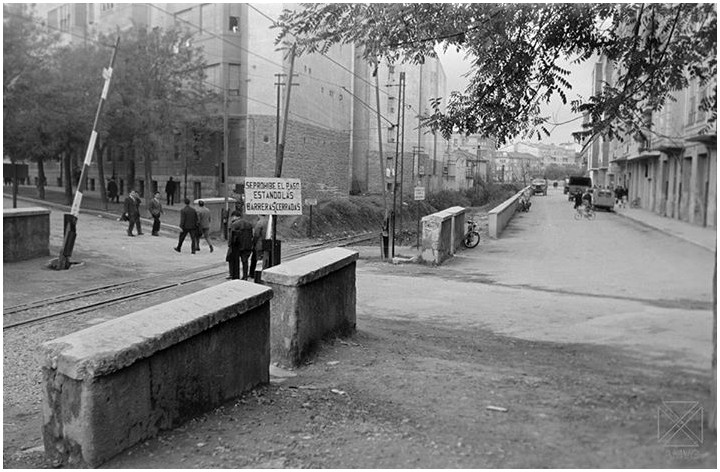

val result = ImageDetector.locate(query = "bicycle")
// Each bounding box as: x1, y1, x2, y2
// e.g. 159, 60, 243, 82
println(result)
463, 219, 480, 248
574, 204, 596, 220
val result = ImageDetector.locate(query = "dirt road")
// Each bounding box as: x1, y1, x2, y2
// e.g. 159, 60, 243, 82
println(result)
3, 190, 716, 468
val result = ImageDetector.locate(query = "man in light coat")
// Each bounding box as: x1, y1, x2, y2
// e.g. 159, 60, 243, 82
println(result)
194, 200, 214, 253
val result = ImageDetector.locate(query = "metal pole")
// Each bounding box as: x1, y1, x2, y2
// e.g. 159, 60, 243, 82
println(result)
375, 62, 389, 259
398, 72, 407, 240
55, 37, 120, 270
391, 75, 402, 258
223, 62, 229, 212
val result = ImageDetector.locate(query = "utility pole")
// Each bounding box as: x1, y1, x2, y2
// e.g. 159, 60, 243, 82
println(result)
390, 73, 404, 258
267, 44, 297, 267
374, 63, 389, 259
53, 37, 120, 270
398, 72, 407, 239
223, 62, 229, 213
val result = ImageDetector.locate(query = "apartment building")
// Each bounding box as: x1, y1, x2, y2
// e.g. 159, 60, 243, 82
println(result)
31, 3, 446, 201
584, 57, 716, 228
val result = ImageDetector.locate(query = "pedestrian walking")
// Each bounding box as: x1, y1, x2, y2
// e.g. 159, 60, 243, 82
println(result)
107, 177, 119, 203
174, 198, 199, 253
124, 190, 143, 236
226, 211, 254, 280
250, 215, 268, 280
195, 200, 214, 253
149, 192, 163, 236
165, 177, 176, 206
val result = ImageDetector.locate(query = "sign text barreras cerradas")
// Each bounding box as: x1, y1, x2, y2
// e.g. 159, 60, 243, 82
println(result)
244, 177, 302, 215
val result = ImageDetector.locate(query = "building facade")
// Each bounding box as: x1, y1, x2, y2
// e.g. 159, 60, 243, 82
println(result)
30, 3, 446, 202
582, 57, 716, 228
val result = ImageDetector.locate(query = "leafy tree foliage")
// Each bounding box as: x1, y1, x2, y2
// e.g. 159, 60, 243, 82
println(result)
4, 7, 219, 204
100, 25, 219, 198
3, 4, 59, 200
275, 3, 716, 146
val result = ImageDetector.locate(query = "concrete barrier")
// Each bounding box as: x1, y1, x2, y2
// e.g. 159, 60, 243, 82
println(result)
3, 207, 51, 261
420, 206, 467, 265
488, 186, 532, 239
262, 247, 358, 367
39, 281, 272, 468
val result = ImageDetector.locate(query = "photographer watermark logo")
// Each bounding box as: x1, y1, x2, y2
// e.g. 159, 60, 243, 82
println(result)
657, 401, 703, 448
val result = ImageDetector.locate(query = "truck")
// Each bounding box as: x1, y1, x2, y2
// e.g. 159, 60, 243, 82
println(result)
566, 176, 592, 200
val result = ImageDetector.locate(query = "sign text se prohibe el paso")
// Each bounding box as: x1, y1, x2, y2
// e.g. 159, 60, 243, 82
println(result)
244, 177, 302, 215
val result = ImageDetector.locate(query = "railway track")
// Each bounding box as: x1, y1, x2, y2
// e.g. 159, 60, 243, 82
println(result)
3, 232, 377, 331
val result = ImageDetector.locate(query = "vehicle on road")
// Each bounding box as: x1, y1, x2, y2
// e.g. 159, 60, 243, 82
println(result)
531, 178, 548, 196
463, 220, 480, 248
574, 204, 596, 220
593, 188, 615, 211
567, 176, 592, 200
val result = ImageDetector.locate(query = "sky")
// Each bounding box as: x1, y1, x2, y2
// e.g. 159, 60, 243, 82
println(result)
437, 48, 597, 146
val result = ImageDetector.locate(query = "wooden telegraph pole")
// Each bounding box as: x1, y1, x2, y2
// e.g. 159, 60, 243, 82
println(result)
267, 44, 297, 267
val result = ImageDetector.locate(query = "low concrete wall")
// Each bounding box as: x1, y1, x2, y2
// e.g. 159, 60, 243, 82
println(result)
262, 247, 358, 367
420, 206, 467, 265
488, 186, 532, 239
39, 281, 273, 468
3, 207, 51, 261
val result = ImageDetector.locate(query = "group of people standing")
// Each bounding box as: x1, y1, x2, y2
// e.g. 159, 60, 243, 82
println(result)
226, 210, 267, 281
122, 190, 164, 237
118, 185, 268, 281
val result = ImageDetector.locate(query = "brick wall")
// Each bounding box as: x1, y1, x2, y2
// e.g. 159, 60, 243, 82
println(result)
249, 115, 352, 201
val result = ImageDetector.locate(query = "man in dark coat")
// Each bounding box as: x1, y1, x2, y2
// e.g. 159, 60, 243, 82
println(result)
107, 177, 119, 203
124, 190, 143, 236
227, 211, 255, 280
250, 215, 268, 280
165, 177, 176, 206
174, 198, 199, 253
148, 191, 163, 236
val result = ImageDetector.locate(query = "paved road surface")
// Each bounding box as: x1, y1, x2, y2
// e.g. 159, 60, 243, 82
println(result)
358, 187, 714, 373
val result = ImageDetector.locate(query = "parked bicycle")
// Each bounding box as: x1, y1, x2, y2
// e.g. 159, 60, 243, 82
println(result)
463, 219, 480, 248
574, 204, 596, 220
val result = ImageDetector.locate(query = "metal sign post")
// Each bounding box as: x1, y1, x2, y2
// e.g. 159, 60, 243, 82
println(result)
414, 185, 425, 248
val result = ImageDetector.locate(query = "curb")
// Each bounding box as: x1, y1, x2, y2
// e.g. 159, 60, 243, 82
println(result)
614, 210, 715, 254
3, 193, 182, 234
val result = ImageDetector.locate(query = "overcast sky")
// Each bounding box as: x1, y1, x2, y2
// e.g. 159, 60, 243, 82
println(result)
437, 48, 597, 146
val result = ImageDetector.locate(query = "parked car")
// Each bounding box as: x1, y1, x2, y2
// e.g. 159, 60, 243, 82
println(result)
531, 179, 548, 196
567, 176, 592, 200
593, 188, 615, 211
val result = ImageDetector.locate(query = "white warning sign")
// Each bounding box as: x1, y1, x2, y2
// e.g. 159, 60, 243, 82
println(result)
244, 177, 302, 215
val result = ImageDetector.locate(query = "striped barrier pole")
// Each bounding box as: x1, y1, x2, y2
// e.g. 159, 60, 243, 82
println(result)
54, 37, 120, 270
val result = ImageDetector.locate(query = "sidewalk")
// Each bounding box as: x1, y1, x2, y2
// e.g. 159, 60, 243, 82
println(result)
3, 185, 209, 234
615, 206, 716, 253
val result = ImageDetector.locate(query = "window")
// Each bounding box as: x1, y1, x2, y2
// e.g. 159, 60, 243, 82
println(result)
47, 8, 58, 29
228, 64, 241, 95
58, 4, 70, 31
698, 87, 708, 122
101, 4, 114, 13
229, 16, 239, 32
204, 64, 221, 90
200, 4, 216, 34
388, 65, 395, 74
688, 96, 697, 125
